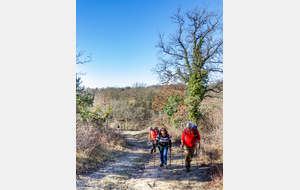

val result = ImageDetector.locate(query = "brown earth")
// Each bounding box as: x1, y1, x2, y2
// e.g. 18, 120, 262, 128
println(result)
76, 129, 218, 190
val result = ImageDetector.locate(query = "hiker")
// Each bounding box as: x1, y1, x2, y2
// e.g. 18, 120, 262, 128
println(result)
155, 126, 159, 134
180, 122, 200, 172
155, 127, 171, 169
117, 125, 120, 132
149, 126, 158, 154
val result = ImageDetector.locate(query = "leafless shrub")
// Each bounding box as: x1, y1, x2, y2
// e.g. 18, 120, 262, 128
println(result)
76, 125, 126, 157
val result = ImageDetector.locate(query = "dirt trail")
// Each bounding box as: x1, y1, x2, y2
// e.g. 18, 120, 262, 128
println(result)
76, 129, 212, 190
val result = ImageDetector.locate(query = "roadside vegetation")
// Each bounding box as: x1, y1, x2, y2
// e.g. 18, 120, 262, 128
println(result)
76, 50, 127, 176
83, 81, 223, 187
76, 4, 223, 188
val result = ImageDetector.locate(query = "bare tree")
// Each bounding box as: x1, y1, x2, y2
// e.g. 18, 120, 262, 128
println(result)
76, 44, 92, 76
153, 5, 223, 86
76, 44, 92, 65
152, 5, 223, 122
131, 82, 148, 107
119, 100, 133, 130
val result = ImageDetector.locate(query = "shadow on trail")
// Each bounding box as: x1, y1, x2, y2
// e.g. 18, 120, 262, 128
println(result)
138, 163, 223, 182
86, 147, 222, 183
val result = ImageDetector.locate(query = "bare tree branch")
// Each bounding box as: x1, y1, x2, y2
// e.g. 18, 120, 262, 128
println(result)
76, 45, 92, 65
153, 5, 223, 85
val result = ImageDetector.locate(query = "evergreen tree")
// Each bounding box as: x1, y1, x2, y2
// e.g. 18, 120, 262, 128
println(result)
76, 75, 94, 122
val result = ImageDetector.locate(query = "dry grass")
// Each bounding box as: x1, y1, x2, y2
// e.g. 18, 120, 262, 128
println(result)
200, 124, 223, 164
199, 100, 223, 190
164, 93, 223, 189
76, 125, 127, 175
76, 125, 126, 153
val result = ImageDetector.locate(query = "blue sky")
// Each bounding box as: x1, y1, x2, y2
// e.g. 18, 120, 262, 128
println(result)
76, 0, 222, 88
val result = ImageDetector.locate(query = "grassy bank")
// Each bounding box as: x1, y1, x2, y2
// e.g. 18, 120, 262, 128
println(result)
76, 125, 127, 176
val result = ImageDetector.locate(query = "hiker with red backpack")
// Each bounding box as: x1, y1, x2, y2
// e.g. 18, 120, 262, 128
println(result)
180, 122, 201, 172
155, 127, 171, 169
149, 126, 158, 154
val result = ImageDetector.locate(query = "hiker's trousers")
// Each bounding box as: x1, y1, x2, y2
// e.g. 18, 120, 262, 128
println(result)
184, 145, 195, 168
159, 147, 168, 165
150, 140, 156, 153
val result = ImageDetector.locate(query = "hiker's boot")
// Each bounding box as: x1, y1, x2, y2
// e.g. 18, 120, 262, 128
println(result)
186, 167, 190, 172
150, 149, 153, 154
160, 163, 163, 167
164, 164, 168, 169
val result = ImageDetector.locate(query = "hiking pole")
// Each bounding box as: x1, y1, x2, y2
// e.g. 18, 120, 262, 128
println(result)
155, 145, 157, 165
170, 147, 171, 167
149, 141, 155, 165
152, 144, 156, 165
196, 145, 198, 170
199, 142, 201, 169
181, 144, 184, 168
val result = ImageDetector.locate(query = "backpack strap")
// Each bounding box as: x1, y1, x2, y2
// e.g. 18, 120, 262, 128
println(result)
194, 127, 198, 140
184, 127, 198, 142
184, 128, 187, 143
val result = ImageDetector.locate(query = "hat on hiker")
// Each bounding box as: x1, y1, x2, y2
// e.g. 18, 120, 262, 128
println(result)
187, 122, 193, 127
149, 126, 153, 129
